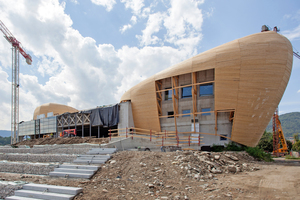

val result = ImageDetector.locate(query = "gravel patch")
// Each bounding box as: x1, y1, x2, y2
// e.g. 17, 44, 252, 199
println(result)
0, 162, 58, 175
0, 181, 25, 199
0, 153, 77, 163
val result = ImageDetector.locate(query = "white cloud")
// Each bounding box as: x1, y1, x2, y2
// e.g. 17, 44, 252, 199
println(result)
163, 0, 204, 45
0, 0, 205, 130
91, 0, 116, 12
120, 16, 137, 33
136, 12, 165, 46
298, 90, 300, 93
282, 25, 300, 41
130, 15, 137, 24
120, 0, 144, 15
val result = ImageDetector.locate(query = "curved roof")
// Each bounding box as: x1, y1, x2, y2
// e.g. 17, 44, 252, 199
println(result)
121, 31, 293, 147
33, 103, 78, 120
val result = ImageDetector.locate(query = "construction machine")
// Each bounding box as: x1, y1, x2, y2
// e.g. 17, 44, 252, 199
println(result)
272, 109, 288, 156
60, 129, 77, 137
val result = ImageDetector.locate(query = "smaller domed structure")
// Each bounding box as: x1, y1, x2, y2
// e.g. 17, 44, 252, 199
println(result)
33, 103, 78, 120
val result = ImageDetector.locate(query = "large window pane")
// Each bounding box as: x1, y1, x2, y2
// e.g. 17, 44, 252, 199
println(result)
200, 83, 213, 96
181, 86, 192, 98
164, 88, 173, 100
182, 109, 191, 117
201, 108, 211, 116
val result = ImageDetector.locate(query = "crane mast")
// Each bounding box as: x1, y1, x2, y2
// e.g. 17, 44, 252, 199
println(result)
0, 20, 32, 144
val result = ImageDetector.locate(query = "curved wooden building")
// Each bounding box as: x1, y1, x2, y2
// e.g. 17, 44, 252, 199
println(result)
120, 30, 293, 147
33, 103, 78, 120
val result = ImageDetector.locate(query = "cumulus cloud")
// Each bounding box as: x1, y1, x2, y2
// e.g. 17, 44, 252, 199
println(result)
120, 16, 137, 33
91, 0, 116, 12
282, 25, 300, 41
120, 0, 144, 15
0, 0, 205, 130
136, 12, 165, 46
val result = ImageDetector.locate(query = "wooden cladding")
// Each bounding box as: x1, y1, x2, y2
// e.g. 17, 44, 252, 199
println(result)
120, 31, 293, 147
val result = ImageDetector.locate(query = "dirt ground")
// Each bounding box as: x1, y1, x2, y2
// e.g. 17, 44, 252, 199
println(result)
1, 151, 300, 200
15, 137, 109, 147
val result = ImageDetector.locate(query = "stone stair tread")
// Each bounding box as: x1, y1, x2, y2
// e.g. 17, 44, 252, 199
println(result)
6, 196, 43, 200
23, 183, 83, 195
59, 164, 99, 170
54, 168, 96, 174
14, 190, 74, 200
73, 160, 106, 164
49, 171, 93, 179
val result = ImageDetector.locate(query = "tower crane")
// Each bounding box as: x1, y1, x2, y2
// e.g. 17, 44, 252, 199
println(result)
0, 20, 32, 144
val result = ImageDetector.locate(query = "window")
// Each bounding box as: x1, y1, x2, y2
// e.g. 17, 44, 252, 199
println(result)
167, 111, 174, 118
220, 134, 227, 141
201, 108, 211, 116
182, 109, 191, 117
200, 83, 213, 96
164, 88, 172, 100
181, 86, 192, 98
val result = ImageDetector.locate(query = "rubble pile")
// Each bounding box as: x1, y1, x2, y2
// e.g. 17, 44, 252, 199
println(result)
0, 162, 57, 175
75, 150, 260, 200
172, 151, 259, 178
15, 137, 108, 147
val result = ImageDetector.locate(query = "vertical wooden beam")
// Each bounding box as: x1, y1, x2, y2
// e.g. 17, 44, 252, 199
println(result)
171, 76, 179, 132
192, 72, 197, 133
215, 111, 218, 136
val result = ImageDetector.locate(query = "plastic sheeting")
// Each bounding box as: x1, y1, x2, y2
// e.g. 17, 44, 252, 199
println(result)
90, 104, 119, 127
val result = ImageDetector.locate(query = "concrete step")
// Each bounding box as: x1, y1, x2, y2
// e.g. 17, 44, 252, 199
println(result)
73, 160, 106, 164
6, 196, 43, 200
14, 190, 74, 200
87, 148, 116, 155
22, 183, 83, 195
59, 164, 99, 170
77, 155, 111, 159
54, 168, 96, 174
49, 171, 93, 179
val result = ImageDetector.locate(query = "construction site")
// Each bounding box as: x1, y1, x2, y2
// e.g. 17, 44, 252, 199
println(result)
1, 20, 300, 199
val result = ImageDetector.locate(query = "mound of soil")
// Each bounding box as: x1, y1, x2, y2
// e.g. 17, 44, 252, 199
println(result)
15, 137, 109, 148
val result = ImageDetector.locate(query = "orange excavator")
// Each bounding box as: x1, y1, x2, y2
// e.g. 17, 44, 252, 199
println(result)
60, 129, 77, 137
272, 109, 288, 156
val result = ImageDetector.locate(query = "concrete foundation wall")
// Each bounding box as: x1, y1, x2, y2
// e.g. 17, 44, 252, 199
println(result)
118, 101, 135, 135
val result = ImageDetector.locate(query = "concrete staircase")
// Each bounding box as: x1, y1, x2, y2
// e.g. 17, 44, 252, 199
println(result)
49, 148, 117, 179
6, 183, 82, 200
49, 164, 99, 179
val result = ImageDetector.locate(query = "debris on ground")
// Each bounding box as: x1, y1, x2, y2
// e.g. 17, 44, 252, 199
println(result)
15, 137, 108, 148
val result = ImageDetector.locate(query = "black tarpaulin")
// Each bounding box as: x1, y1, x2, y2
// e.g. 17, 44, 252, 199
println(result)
90, 104, 119, 127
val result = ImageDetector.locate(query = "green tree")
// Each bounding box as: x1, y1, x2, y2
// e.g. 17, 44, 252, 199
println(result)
0, 136, 11, 145
286, 140, 293, 151
293, 133, 299, 142
292, 140, 300, 151
257, 131, 273, 152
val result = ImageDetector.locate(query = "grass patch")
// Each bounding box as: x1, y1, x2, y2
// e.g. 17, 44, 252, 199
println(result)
285, 155, 300, 160
245, 147, 273, 162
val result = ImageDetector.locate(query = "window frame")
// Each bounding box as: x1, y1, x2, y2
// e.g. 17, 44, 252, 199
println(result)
220, 134, 228, 141
199, 83, 214, 97
201, 108, 211, 116
182, 109, 191, 117
181, 86, 192, 99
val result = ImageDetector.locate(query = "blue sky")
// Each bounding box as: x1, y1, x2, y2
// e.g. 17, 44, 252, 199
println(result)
0, 0, 299, 130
